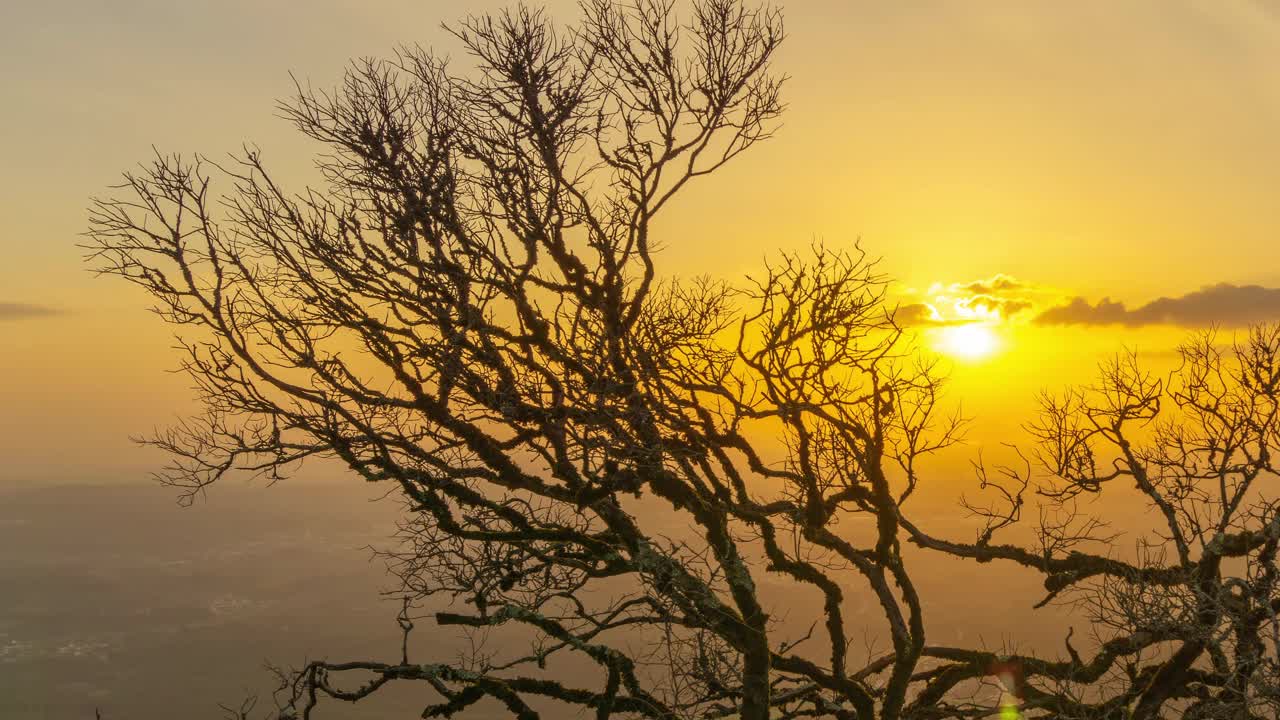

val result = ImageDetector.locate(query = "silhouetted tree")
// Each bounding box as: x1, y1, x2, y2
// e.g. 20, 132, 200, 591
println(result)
87, 1, 1280, 718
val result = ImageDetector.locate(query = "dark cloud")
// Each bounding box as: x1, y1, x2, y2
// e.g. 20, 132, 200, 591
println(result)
957, 294, 1032, 318
1036, 284, 1280, 328
896, 303, 946, 326
1036, 297, 1130, 325
0, 302, 62, 320
961, 274, 1024, 296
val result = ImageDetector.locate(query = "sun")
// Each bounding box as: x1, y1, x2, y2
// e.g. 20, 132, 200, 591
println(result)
936, 323, 1000, 361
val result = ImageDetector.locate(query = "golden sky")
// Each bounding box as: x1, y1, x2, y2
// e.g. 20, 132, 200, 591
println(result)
4, 0, 1280, 484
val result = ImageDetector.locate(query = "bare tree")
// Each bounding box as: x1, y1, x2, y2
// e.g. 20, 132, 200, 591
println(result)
903, 329, 1280, 719
86, 1, 1280, 718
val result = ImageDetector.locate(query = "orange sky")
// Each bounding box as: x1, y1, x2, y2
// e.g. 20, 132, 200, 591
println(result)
4, 0, 1280, 484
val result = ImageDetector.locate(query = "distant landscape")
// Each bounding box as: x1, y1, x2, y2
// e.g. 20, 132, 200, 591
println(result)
0, 482, 418, 720
0, 480, 1088, 719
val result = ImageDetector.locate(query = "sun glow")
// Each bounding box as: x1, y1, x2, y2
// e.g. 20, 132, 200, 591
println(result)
936, 323, 1000, 361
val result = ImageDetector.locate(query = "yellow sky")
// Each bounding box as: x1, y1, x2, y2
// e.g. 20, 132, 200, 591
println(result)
3, 0, 1280, 484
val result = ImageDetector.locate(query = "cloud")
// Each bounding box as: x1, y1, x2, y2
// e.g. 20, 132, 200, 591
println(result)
898, 274, 1037, 327
960, 273, 1025, 296
896, 303, 949, 326
1036, 283, 1280, 328
956, 294, 1032, 318
0, 302, 62, 320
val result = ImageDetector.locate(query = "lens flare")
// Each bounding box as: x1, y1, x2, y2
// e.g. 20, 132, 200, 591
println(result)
991, 661, 1024, 719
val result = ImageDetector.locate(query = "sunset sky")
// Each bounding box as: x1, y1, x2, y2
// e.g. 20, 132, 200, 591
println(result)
4, 0, 1280, 485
